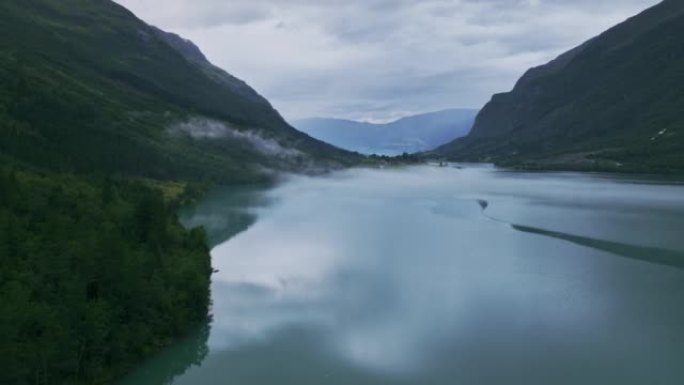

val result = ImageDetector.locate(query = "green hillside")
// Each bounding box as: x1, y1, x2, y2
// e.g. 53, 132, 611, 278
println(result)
0, 1, 356, 384
435, 0, 684, 173
0, 0, 355, 183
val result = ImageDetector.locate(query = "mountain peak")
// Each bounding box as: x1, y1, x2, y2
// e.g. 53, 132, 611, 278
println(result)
295, 109, 478, 155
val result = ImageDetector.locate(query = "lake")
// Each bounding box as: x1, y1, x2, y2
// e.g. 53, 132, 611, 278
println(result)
120, 165, 684, 385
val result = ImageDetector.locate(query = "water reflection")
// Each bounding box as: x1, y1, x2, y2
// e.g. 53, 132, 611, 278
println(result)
120, 185, 270, 385
179, 185, 272, 248
122, 166, 684, 385
119, 324, 210, 385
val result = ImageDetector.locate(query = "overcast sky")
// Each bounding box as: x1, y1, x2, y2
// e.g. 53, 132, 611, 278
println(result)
116, 0, 659, 122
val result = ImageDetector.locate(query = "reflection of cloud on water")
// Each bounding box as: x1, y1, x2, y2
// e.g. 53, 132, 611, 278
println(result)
193, 166, 684, 378
208, 216, 342, 350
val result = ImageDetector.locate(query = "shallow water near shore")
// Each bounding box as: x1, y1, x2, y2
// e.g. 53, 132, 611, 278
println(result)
120, 165, 684, 385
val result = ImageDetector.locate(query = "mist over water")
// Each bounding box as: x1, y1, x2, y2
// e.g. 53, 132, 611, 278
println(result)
122, 166, 684, 385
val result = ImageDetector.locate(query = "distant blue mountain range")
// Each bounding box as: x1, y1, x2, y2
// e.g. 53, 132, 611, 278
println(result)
293, 109, 478, 155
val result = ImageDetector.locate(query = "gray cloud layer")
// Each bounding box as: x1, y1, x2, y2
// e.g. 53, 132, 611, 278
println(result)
116, 0, 659, 122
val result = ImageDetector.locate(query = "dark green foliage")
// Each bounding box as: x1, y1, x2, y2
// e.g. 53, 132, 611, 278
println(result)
0, 2, 355, 384
0, 166, 211, 385
436, 0, 684, 173
0, 0, 355, 184
367, 152, 422, 165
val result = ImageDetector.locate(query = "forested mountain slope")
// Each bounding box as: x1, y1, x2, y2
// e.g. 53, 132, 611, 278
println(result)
436, 0, 684, 173
0, 0, 355, 183
0, 1, 355, 384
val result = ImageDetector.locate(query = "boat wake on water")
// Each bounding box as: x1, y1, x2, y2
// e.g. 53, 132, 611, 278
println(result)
476, 199, 684, 270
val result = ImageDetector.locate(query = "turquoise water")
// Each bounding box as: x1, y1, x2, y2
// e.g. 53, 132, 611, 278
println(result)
121, 165, 684, 385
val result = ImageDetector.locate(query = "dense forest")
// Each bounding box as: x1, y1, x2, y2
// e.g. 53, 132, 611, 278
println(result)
0, 165, 212, 385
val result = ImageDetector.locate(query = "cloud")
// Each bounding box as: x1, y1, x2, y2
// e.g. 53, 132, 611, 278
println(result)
168, 117, 304, 158
116, 0, 659, 122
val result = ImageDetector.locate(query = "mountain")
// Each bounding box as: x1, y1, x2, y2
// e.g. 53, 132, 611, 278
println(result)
0, 1, 357, 385
295, 109, 477, 155
0, 0, 355, 184
435, 0, 684, 173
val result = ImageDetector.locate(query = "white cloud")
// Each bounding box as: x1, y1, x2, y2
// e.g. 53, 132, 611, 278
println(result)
116, 0, 660, 121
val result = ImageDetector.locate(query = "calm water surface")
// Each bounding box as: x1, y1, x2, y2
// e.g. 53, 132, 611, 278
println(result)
121, 165, 684, 385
